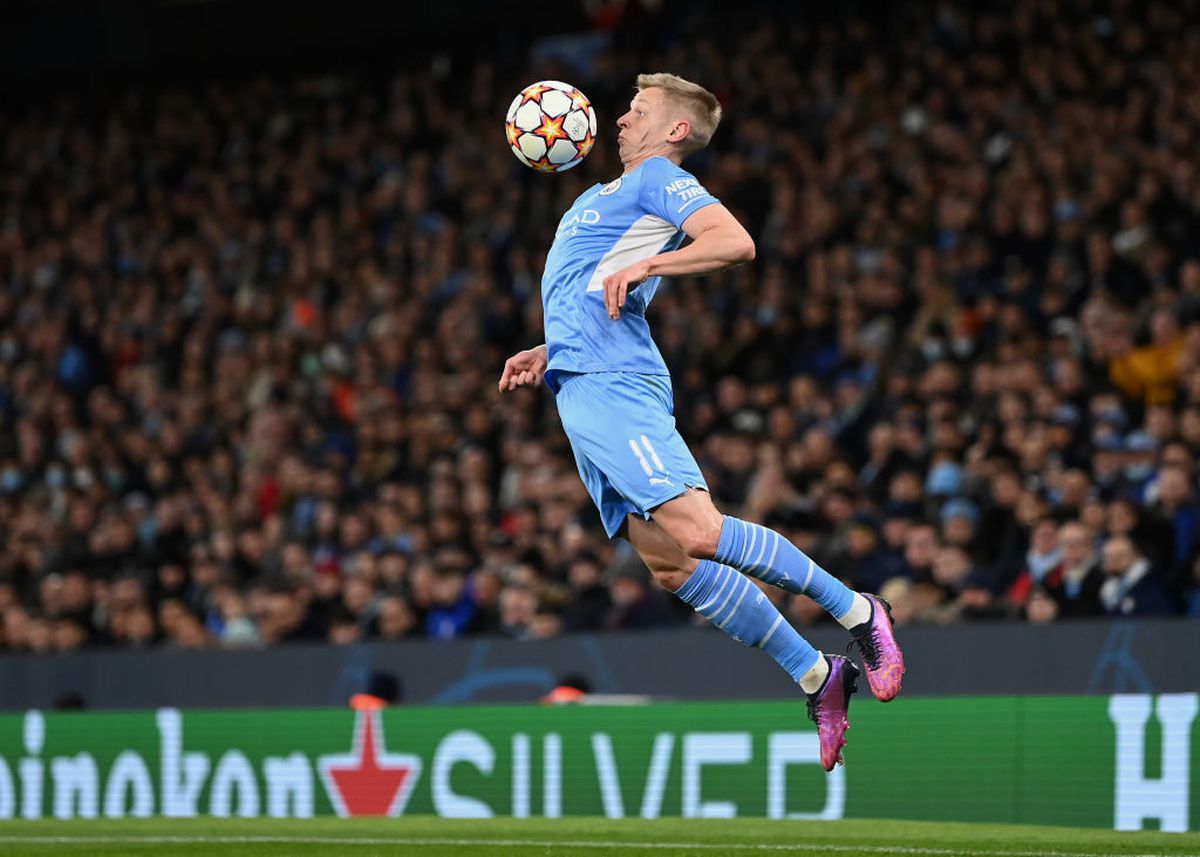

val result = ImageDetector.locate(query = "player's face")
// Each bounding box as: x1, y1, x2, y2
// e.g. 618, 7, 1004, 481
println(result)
616, 88, 675, 160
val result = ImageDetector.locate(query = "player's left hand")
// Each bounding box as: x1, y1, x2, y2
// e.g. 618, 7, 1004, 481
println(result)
603, 260, 653, 320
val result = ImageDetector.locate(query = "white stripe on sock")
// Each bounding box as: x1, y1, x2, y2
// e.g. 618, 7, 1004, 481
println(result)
707, 574, 742, 622
696, 568, 735, 612
740, 524, 758, 568
800, 556, 815, 592
756, 615, 784, 649
762, 533, 781, 582
746, 527, 769, 574
716, 578, 752, 629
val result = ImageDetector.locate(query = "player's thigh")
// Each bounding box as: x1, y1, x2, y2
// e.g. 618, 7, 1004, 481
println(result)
624, 514, 696, 592
649, 487, 725, 559
557, 373, 706, 511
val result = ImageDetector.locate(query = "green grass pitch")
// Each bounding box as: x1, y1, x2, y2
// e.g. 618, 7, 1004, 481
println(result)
0, 817, 1197, 856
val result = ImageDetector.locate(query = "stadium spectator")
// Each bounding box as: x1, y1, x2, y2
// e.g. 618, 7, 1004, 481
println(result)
498, 585, 540, 639
1024, 588, 1060, 625
561, 551, 612, 632
605, 564, 674, 630
899, 521, 939, 585
1098, 536, 1177, 618
369, 594, 420, 641
1005, 518, 1064, 611
1055, 522, 1104, 618
1150, 464, 1200, 592
425, 565, 479, 640
831, 514, 903, 595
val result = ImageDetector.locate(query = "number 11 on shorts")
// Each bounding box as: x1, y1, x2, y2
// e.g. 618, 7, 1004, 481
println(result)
629, 435, 671, 485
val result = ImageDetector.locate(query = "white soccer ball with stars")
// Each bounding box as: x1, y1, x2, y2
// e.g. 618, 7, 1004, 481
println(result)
506, 80, 597, 173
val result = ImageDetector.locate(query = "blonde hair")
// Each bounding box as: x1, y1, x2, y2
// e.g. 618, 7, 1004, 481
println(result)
636, 72, 722, 154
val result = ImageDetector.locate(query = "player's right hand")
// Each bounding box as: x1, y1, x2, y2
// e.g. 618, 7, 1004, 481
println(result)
498, 344, 549, 392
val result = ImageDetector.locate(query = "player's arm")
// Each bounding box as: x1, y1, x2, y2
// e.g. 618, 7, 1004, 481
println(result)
603, 203, 754, 319
650, 203, 756, 277
498, 343, 548, 392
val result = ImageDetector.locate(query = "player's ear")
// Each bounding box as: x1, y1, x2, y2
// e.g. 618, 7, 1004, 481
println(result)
667, 118, 691, 144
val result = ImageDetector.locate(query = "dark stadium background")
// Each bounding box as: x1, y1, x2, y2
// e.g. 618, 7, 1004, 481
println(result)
0, 0, 1197, 838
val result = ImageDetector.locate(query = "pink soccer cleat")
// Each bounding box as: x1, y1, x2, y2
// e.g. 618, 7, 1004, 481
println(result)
805, 654, 860, 772
850, 594, 906, 702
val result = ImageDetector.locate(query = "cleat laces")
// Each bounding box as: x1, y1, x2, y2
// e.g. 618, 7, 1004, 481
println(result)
848, 628, 883, 671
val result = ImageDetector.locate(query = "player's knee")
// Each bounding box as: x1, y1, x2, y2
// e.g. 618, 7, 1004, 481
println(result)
679, 526, 720, 561
652, 569, 690, 593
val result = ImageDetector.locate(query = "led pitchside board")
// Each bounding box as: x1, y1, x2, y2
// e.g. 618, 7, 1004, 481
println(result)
0, 694, 1194, 831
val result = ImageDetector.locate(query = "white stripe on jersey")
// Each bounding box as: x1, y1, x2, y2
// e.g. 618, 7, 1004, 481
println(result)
584, 214, 678, 293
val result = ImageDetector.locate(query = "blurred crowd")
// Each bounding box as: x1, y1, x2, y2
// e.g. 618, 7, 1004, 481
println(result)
2, 0, 1200, 655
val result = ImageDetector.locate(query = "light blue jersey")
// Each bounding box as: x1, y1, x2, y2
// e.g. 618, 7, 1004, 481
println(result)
541, 155, 719, 393
541, 156, 719, 537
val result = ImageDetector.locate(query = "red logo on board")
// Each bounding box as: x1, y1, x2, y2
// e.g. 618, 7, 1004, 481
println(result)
318, 710, 421, 816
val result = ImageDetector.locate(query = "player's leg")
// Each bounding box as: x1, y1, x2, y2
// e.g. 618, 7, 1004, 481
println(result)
650, 488, 905, 703
627, 514, 825, 681
556, 370, 901, 702
621, 511, 698, 591
556, 374, 863, 769
624, 515, 857, 771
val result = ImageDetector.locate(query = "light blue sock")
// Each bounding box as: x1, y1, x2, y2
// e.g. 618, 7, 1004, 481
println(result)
712, 516, 856, 620
675, 560, 819, 682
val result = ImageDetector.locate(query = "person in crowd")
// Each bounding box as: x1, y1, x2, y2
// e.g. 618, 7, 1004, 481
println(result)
1099, 536, 1177, 618
1055, 522, 1104, 618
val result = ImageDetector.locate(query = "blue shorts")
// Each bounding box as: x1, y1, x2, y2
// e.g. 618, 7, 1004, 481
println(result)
554, 372, 708, 538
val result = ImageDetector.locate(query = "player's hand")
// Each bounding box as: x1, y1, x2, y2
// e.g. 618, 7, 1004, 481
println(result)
602, 260, 653, 320
498, 344, 549, 393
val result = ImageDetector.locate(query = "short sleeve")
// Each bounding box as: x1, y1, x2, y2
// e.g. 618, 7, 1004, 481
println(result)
638, 157, 720, 229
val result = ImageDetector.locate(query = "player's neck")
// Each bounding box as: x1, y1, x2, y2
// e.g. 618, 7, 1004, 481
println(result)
621, 149, 682, 175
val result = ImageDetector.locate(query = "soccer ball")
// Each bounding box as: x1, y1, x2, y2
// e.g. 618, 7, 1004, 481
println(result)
505, 80, 598, 173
